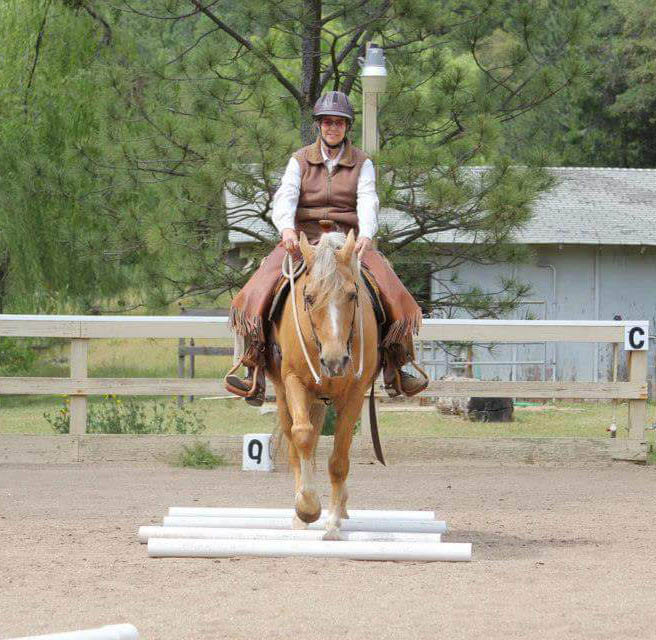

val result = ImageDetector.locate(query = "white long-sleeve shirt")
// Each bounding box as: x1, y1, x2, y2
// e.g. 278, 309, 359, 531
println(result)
271, 142, 379, 239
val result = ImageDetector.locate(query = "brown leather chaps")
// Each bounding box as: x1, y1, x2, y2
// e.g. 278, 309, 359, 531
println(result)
229, 221, 422, 369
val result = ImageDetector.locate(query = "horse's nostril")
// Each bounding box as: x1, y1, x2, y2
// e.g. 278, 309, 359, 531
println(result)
342, 355, 350, 367
320, 357, 326, 367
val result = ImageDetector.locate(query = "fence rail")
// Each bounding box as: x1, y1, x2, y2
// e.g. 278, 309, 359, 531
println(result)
0, 315, 649, 462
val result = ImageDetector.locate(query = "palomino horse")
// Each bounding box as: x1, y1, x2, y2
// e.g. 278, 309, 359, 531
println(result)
268, 229, 379, 540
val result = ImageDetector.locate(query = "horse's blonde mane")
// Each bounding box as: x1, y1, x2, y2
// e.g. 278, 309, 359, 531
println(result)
310, 232, 355, 310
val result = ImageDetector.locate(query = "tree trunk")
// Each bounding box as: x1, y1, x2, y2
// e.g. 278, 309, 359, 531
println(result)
0, 248, 9, 314
300, 105, 316, 146
299, 0, 322, 145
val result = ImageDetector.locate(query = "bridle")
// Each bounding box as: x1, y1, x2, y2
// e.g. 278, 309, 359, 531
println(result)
283, 252, 364, 385
303, 280, 358, 369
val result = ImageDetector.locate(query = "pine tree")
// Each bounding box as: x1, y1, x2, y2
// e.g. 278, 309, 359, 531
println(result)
1, 0, 589, 316
500, 0, 656, 168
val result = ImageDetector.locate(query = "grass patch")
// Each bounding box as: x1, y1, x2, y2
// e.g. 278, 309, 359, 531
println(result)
1, 395, 76, 434
176, 441, 227, 469
22, 337, 235, 379
647, 439, 656, 465
377, 402, 639, 438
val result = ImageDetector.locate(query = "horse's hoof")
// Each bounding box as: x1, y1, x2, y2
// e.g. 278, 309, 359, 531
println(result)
323, 528, 344, 541
295, 506, 321, 524
295, 490, 321, 523
292, 515, 309, 530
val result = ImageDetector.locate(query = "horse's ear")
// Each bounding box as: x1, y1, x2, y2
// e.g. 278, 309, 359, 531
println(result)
299, 231, 315, 269
337, 229, 356, 265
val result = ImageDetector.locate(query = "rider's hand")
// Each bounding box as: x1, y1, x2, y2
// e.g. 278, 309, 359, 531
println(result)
281, 228, 299, 254
354, 236, 373, 258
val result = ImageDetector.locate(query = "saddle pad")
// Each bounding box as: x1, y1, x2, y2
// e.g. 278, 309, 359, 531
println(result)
268, 259, 386, 326
360, 263, 386, 326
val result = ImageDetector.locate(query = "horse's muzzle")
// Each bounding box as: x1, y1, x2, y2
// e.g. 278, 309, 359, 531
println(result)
320, 354, 351, 378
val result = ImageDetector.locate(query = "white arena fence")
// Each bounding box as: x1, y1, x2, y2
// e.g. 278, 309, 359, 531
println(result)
0, 315, 649, 460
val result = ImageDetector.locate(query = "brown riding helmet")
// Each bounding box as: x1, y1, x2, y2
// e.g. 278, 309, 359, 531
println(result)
313, 91, 355, 122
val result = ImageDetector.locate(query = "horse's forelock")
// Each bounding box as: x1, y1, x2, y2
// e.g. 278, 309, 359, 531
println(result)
310, 232, 352, 309
319, 231, 347, 250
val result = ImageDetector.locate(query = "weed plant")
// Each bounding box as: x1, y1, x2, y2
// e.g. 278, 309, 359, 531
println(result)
176, 441, 226, 469
321, 404, 360, 435
44, 395, 207, 435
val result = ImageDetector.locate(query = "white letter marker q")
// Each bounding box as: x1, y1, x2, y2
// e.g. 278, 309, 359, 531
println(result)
242, 433, 273, 471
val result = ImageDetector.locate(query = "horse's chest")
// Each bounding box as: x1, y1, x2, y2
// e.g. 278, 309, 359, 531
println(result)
310, 377, 350, 401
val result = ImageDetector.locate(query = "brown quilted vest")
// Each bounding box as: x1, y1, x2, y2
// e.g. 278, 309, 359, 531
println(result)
293, 136, 369, 228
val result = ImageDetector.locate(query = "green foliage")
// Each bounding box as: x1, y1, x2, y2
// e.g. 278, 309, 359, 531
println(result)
0, 338, 38, 375
501, 0, 656, 167
1, 0, 598, 319
0, 0, 146, 313
321, 404, 337, 436
321, 404, 360, 436
176, 441, 226, 469
44, 395, 207, 434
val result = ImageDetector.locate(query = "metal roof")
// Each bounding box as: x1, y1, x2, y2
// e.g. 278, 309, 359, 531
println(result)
228, 167, 656, 247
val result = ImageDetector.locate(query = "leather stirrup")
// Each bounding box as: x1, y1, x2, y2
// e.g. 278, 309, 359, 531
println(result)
400, 360, 430, 397
224, 362, 261, 398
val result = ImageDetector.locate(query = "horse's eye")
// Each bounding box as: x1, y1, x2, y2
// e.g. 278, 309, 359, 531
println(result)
348, 292, 358, 301
305, 294, 315, 306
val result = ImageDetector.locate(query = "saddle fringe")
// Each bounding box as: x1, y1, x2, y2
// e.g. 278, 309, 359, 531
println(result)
381, 309, 422, 348
229, 306, 265, 343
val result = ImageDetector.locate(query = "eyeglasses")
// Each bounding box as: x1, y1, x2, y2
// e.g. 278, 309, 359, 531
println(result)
320, 118, 348, 129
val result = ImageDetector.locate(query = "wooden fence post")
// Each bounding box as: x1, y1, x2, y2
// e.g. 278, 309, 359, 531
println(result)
613, 349, 648, 462
177, 338, 185, 407
189, 337, 196, 403
69, 338, 89, 435
628, 350, 648, 442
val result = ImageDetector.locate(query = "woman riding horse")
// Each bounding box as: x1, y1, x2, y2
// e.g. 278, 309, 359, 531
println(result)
226, 91, 428, 405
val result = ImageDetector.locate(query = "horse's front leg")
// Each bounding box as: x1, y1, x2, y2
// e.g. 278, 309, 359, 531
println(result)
272, 382, 306, 529
324, 391, 363, 540
285, 374, 322, 523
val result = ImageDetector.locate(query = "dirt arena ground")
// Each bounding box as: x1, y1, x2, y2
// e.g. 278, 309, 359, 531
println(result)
1, 460, 655, 640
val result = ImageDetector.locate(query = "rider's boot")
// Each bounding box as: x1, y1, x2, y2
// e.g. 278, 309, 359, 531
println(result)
224, 339, 266, 407
382, 342, 429, 398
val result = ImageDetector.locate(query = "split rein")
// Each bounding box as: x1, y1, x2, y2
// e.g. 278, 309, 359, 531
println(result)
282, 252, 365, 385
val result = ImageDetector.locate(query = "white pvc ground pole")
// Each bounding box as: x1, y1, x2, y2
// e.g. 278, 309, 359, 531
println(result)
168, 507, 436, 521
7, 624, 139, 640
149, 538, 471, 562
242, 433, 273, 471
139, 526, 441, 544
162, 515, 447, 534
